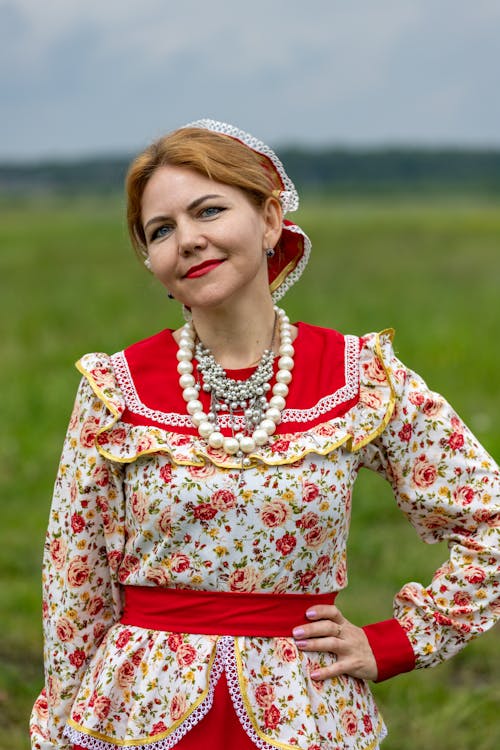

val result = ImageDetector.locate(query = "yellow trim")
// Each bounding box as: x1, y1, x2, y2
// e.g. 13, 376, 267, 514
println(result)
96, 438, 353, 469
233, 640, 386, 750
76, 358, 122, 426
352, 328, 396, 450
76, 359, 122, 419
67, 646, 218, 747
77, 358, 137, 462
269, 253, 301, 294
234, 638, 299, 750
97, 444, 205, 467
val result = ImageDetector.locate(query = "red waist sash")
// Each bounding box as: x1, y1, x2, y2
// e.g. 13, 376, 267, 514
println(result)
120, 585, 337, 637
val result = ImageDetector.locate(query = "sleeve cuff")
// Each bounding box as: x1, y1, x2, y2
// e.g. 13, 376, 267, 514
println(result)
362, 618, 416, 682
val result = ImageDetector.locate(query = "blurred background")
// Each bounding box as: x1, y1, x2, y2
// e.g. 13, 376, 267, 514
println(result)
1, 2, 499, 749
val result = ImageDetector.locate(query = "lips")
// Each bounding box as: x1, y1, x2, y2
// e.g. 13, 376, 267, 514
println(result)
184, 259, 225, 278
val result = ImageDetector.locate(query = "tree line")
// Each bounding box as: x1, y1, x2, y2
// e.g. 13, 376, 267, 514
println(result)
1, 148, 500, 195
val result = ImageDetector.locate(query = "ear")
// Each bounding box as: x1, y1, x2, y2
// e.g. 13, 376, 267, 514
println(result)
262, 196, 283, 249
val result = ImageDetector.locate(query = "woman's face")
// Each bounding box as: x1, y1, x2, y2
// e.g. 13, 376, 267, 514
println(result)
141, 165, 281, 311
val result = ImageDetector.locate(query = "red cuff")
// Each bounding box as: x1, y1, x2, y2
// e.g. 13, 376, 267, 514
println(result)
362, 618, 416, 682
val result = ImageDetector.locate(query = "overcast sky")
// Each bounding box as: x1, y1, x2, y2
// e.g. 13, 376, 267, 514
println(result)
2, 0, 500, 160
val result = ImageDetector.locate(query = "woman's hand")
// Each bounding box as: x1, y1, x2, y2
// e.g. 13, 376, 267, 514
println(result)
292, 604, 378, 682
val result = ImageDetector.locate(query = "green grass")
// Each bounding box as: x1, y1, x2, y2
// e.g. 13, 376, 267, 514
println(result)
1, 192, 499, 749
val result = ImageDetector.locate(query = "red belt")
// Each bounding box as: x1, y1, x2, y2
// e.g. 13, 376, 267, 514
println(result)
120, 585, 337, 637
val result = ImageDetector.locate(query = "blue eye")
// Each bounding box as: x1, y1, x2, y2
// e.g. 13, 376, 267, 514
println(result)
151, 225, 173, 241
201, 206, 224, 218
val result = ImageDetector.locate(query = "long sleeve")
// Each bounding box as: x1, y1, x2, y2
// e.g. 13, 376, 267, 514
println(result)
30, 377, 126, 750
359, 336, 500, 680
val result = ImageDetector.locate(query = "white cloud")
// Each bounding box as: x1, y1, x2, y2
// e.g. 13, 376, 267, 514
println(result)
1, 0, 499, 157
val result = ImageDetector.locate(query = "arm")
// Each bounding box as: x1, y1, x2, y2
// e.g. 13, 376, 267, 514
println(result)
359, 339, 500, 680
30, 377, 125, 749
293, 333, 499, 683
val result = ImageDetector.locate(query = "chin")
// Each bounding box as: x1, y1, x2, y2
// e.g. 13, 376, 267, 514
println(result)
179, 270, 266, 312
181, 285, 243, 312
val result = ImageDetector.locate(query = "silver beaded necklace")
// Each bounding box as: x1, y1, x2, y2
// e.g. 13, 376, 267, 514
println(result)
194, 314, 277, 437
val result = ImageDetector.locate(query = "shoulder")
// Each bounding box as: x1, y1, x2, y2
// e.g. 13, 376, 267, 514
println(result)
122, 328, 177, 366
296, 321, 396, 367
296, 321, 394, 346
77, 329, 176, 376
295, 321, 348, 349
75, 329, 175, 414
293, 321, 360, 379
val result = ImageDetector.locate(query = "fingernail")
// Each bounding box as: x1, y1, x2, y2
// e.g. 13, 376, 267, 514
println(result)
306, 608, 317, 618
310, 670, 320, 679
295, 640, 308, 648
292, 627, 305, 638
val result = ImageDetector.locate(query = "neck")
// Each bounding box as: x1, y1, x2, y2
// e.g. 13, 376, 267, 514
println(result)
190, 295, 277, 370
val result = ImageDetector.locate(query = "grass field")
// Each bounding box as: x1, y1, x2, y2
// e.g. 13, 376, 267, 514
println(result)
1, 192, 499, 749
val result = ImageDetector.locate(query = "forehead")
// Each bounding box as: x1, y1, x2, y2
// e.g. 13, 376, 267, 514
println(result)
141, 165, 243, 221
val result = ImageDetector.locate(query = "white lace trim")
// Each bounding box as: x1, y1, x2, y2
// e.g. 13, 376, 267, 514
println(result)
183, 119, 299, 214
272, 223, 312, 303
223, 637, 289, 749
109, 335, 359, 429
64, 643, 226, 749
63, 637, 281, 750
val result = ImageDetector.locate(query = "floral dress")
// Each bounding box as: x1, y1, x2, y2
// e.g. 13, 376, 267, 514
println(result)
30, 323, 500, 750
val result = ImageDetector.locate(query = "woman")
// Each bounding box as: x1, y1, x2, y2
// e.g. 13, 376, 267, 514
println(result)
31, 120, 500, 750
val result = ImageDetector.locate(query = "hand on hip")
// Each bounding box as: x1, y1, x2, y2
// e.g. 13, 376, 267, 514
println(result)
292, 604, 378, 681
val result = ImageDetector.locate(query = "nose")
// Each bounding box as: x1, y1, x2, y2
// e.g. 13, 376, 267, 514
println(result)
177, 218, 208, 256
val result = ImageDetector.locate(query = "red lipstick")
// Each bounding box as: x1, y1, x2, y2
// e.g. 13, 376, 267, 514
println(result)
185, 259, 225, 278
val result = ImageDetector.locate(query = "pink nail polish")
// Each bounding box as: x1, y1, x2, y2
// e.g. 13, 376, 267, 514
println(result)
292, 627, 305, 638
306, 608, 317, 618
310, 670, 320, 679
295, 640, 308, 648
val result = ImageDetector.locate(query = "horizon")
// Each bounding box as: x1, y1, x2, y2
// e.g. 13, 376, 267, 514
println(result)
2, 140, 500, 167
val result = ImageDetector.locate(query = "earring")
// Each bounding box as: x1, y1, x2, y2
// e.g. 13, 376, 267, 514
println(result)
167, 292, 174, 299
144, 257, 152, 270
266, 247, 275, 258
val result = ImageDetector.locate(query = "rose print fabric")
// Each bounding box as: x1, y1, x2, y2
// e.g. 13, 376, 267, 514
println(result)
30, 327, 500, 750
358, 342, 500, 668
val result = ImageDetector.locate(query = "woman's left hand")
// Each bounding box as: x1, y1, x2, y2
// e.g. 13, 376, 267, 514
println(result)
292, 604, 378, 682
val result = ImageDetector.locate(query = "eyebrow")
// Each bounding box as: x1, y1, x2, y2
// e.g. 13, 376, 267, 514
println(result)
144, 194, 224, 231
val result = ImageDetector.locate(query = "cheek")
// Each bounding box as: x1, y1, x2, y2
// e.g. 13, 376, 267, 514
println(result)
148, 247, 176, 280
235, 224, 267, 261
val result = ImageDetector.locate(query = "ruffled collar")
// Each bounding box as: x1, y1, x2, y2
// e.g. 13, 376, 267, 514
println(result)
76, 326, 396, 469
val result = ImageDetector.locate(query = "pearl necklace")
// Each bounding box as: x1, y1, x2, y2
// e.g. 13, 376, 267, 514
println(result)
177, 306, 294, 463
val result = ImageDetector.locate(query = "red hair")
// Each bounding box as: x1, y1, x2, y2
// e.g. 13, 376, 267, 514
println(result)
126, 127, 283, 257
